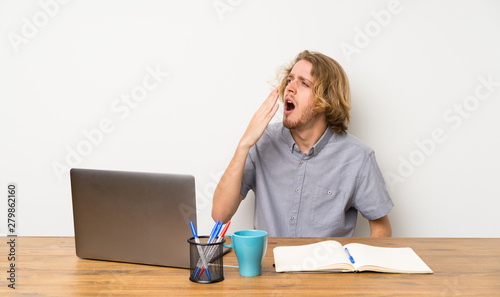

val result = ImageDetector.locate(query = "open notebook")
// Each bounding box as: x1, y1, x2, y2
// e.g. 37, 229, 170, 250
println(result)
273, 240, 433, 274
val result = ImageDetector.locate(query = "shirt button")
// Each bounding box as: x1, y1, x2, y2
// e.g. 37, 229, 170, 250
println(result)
300, 160, 305, 164
328, 191, 332, 195
292, 216, 296, 220
295, 188, 300, 192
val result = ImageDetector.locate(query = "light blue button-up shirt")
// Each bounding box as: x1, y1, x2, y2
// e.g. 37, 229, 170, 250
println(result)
240, 123, 393, 237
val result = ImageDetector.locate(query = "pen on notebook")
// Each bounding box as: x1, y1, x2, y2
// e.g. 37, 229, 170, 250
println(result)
345, 247, 355, 264
190, 221, 211, 281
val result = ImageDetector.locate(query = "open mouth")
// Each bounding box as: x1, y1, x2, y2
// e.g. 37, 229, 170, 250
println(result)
285, 99, 295, 112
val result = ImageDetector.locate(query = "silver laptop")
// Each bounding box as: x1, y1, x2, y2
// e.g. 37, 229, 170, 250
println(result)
70, 168, 196, 268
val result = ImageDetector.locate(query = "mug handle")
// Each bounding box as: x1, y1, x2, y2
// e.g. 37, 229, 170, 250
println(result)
223, 234, 234, 249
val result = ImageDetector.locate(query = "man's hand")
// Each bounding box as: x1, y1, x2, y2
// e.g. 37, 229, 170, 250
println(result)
212, 89, 280, 223
239, 89, 280, 149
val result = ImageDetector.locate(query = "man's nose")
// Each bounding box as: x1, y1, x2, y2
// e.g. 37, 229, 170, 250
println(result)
286, 80, 296, 93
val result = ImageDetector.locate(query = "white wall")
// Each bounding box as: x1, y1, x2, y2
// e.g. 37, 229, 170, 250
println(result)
1, 0, 499, 237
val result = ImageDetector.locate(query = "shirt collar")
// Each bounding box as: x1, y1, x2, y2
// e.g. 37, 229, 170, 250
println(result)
281, 125, 334, 156
312, 127, 334, 155
282, 126, 296, 153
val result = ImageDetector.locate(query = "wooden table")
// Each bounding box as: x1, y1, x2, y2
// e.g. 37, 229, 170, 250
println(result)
2, 237, 499, 296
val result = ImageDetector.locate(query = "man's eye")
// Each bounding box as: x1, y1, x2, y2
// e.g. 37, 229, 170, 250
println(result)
302, 82, 309, 87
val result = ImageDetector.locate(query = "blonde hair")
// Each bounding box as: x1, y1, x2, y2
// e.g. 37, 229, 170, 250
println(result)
277, 50, 351, 134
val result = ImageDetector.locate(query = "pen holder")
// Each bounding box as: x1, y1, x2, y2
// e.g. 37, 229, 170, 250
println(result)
188, 236, 225, 283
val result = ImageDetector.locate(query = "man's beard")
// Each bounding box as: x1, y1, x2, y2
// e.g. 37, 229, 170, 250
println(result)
283, 104, 318, 130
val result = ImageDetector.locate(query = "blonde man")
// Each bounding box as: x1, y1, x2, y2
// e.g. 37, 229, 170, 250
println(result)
212, 50, 393, 237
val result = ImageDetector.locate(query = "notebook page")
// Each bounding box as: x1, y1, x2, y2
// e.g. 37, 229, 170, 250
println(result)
344, 243, 432, 273
274, 241, 351, 272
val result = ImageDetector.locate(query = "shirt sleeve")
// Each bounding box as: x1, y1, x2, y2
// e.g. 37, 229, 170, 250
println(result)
352, 152, 394, 220
240, 146, 256, 199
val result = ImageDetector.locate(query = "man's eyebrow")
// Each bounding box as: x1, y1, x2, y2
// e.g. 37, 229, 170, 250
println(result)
289, 74, 314, 84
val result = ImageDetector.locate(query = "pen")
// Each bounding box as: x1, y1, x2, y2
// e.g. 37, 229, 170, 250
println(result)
345, 247, 355, 264
208, 221, 222, 244
195, 220, 221, 279
190, 221, 211, 281
217, 221, 231, 240
205, 221, 231, 262
215, 221, 224, 238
